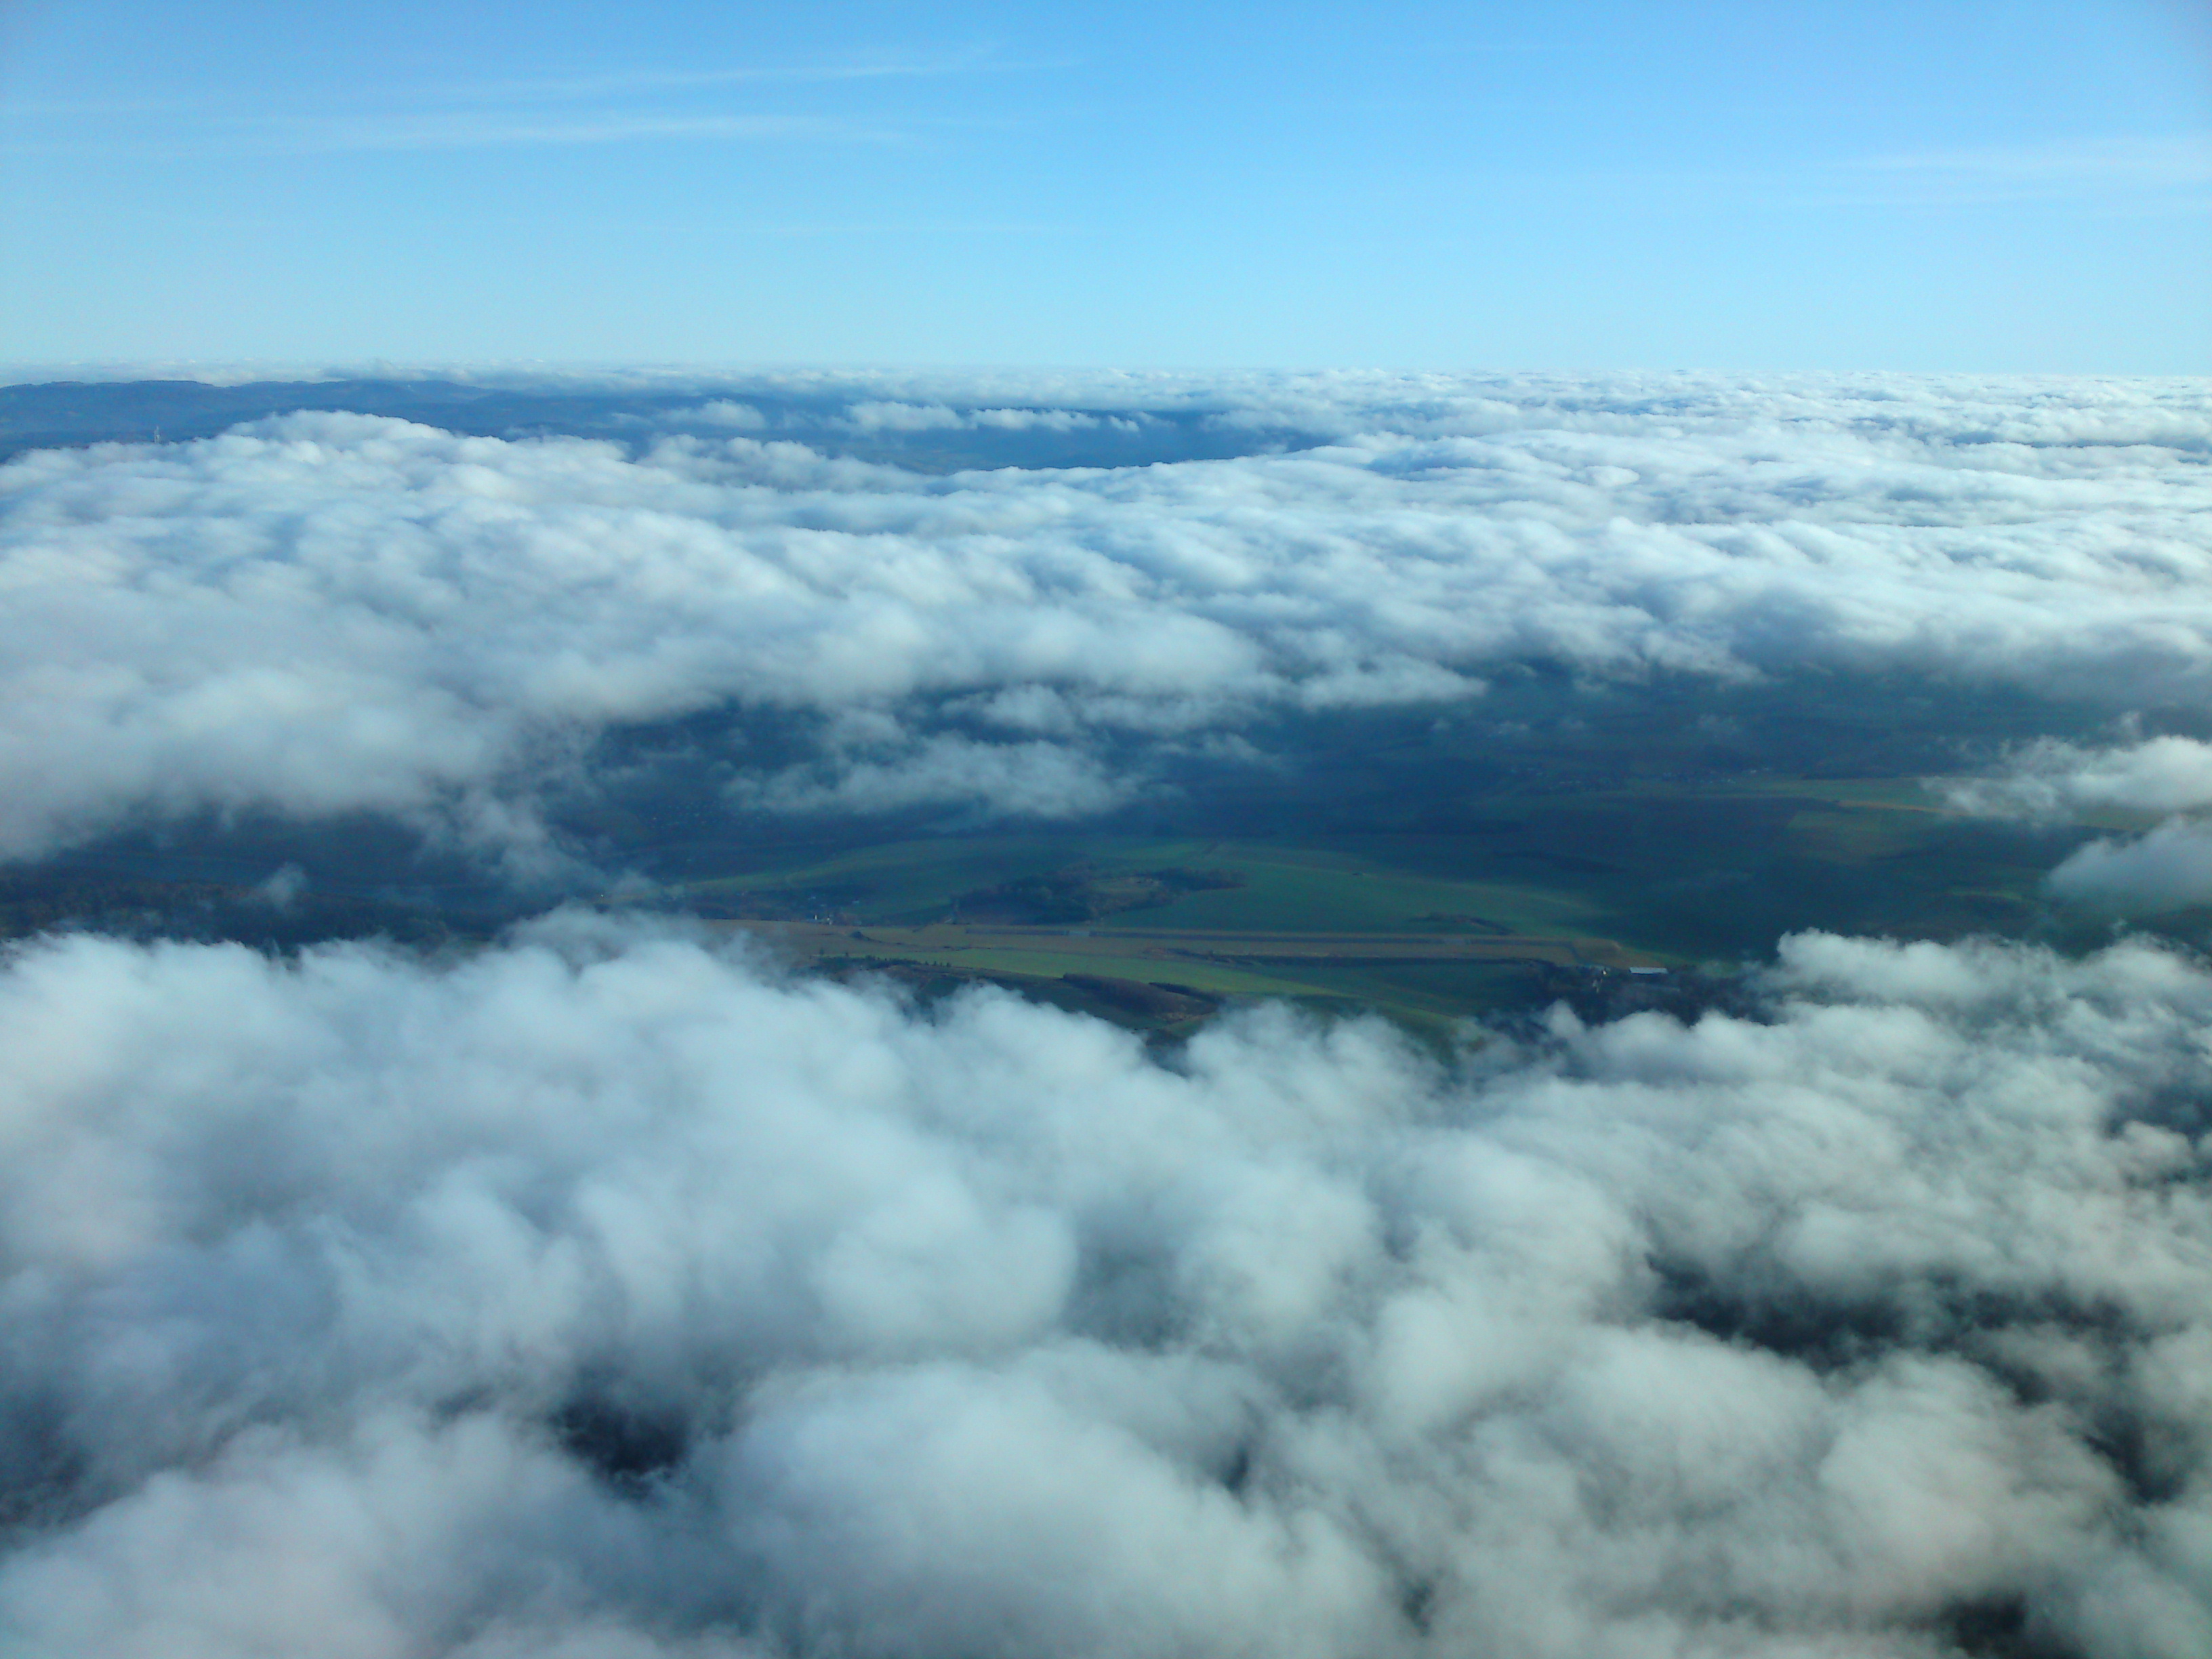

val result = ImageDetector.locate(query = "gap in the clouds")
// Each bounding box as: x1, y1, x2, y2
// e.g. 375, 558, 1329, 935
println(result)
4, 675, 2188, 1038
6, 811, 527, 954
1650, 1254, 2205, 1519
0, 1393, 87, 1543
551, 1397, 695, 1494
1938, 1597, 2051, 1659
1654, 1261, 2116, 1372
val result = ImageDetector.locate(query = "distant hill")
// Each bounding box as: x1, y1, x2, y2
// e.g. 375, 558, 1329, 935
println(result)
0, 377, 1284, 470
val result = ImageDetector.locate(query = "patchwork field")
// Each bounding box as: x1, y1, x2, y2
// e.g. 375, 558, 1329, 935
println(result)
612, 774, 2079, 1030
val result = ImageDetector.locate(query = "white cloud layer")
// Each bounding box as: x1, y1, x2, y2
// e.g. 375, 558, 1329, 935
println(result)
1, 371, 2208, 857
0, 922, 2208, 1656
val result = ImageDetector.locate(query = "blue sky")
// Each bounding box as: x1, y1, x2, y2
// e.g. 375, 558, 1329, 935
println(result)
2, 0, 2208, 371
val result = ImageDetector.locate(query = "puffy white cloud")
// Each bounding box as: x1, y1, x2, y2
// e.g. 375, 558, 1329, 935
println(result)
682, 401, 768, 430
1948, 737, 2212, 915
839, 401, 974, 433
1950, 736, 2212, 821
2050, 819, 2212, 914
0, 921, 2209, 1655
0, 372, 2207, 859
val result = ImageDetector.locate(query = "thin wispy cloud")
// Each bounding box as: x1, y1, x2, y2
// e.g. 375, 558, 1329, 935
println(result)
446, 49, 1046, 104
294, 110, 912, 152
1829, 131, 2212, 206
0, 52, 1027, 157
0, 106, 931, 159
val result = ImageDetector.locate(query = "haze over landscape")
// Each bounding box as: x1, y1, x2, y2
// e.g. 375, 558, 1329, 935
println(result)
3, 5, 2212, 1659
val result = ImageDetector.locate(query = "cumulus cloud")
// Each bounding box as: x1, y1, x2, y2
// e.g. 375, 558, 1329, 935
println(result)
1948, 737, 2212, 915
2049, 820, 2212, 914
1, 372, 2208, 862
0, 922, 2207, 1656
1950, 736, 2212, 822
682, 401, 769, 430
